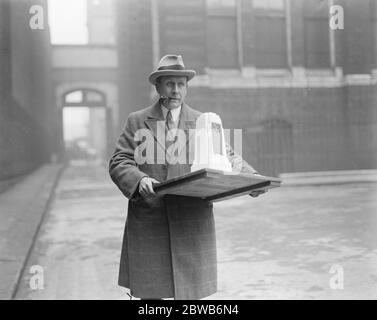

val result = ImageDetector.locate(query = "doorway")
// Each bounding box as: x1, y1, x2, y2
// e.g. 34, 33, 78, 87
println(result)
245, 119, 294, 176
62, 89, 111, 165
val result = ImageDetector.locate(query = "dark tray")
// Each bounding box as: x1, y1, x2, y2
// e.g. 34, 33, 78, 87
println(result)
154, 168, 281, 202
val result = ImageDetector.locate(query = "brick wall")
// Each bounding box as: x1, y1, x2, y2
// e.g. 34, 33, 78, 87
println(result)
0, 0, 53, 183
116, 0, 154, 133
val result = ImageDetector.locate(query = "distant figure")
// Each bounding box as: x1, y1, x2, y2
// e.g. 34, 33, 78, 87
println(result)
109, 54, 266, 300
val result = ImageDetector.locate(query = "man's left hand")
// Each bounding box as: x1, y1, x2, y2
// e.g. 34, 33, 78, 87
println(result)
249, 190, 267, 198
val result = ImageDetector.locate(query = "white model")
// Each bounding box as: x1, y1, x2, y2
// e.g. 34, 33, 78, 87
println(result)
191, 112, 232, 173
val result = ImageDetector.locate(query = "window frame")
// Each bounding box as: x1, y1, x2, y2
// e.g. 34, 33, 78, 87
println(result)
63, 89, 107, 107
205, 0, 242, 69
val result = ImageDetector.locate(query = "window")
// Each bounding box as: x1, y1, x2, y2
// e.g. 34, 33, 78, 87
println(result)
206, 0, 238, 68
87, 0, 116, 44
86, 91, 104, 103
63, 89, 106, 106
253, 0, 284, 10
252, 0, 287, 68
303, 0, 330, 68
207, 0, 237, 14
65, 91, 83, 104
48, 0, 88, 45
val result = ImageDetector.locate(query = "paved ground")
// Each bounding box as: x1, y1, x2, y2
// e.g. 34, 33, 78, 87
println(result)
0, 164, 63, 299
14, 162, 377, 299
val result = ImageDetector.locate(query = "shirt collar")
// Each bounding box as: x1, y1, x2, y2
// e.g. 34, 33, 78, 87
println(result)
160, 103, 181, 122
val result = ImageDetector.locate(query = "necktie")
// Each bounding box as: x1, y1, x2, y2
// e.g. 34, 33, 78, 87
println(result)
166, 110, 178, 138
166, 110, 173, 131
165, 110, 178, 163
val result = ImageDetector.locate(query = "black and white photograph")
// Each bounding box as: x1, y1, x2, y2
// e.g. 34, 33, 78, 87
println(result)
0, 0, 376, 304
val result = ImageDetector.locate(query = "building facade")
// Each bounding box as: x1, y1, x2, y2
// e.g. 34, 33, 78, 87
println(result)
0, 0, 54, 192
51, 0, 118, 162
116, 0, 377, 176
1, 0, 375, 183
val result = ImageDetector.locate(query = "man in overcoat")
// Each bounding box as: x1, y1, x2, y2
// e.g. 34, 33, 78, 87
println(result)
109, 54, 265, 300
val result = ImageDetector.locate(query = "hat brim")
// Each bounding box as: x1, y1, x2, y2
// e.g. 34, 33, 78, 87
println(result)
148, 70, 196, 85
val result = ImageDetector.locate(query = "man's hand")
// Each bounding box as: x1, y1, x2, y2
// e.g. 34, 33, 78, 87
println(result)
138, 177, 160, 198
249, 189, 267, 198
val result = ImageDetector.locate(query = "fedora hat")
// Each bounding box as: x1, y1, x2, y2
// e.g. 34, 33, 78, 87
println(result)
148, 54, 196, 85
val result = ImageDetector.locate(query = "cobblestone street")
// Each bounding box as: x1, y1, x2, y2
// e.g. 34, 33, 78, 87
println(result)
14, 162, 377, 300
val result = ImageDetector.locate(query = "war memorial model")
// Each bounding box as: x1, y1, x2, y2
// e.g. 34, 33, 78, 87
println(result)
154, 113, 281, 202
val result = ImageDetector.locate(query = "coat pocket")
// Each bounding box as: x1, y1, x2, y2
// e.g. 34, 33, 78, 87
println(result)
129, 195, 165, 221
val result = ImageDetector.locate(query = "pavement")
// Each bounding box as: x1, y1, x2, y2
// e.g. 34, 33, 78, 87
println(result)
0, 164, 64, 300
1, 161, 377, 299
280, 169, 377, 186
212, 181, 377, 299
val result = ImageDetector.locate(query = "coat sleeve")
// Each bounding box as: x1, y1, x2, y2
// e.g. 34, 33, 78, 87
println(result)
225, 142, 259, 175
109, 113, 148, 200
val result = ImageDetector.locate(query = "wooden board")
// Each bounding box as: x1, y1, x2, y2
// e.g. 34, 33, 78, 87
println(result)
153, 168, 281, 202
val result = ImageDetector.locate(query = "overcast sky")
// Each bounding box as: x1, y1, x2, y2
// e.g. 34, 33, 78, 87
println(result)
48, 0, 88, 44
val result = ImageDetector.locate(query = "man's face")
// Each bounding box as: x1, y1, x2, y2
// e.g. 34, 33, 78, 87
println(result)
156, 76, 188, 109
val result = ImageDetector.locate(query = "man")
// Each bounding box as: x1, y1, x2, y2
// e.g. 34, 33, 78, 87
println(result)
109, 54, 265, 300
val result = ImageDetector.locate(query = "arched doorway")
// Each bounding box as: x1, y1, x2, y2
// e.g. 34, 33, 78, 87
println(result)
245, 119, 294, 176
61, 88, 112, 164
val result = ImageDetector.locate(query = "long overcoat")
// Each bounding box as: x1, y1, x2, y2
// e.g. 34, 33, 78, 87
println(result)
109, 101, 256, 300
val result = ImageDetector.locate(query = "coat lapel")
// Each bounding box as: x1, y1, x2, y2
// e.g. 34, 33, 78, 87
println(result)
177, 103, 196, 157
144, 101, 197, 159
144, 101, 166, 152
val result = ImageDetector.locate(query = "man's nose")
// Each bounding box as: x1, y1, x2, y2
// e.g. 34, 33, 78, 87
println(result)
172, 84, 179, 93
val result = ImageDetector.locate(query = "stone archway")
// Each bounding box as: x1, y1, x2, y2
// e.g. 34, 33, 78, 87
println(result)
54, 82, 118, 163
60, 88, 113, 164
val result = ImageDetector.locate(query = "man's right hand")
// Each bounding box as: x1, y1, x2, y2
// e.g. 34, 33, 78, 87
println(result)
138, 177, 160, 198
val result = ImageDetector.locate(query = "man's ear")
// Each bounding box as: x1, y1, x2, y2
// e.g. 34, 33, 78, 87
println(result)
155, 83, 160, 95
